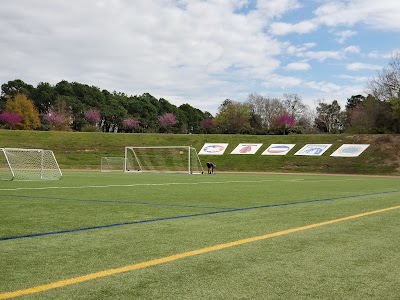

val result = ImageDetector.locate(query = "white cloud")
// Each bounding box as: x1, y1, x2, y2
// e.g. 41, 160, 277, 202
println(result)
270, 20, 317, 35
285, 62, 311, 71
335, 30, 357, 44
269, 1, 400, 37
344, 46, 360, 54
286, 44, 362, 63
286, 43, 316, 56
302, 50, 344, 62
262, 74, 303, 88
0, 0, 286, 113
305, 81, 343, 94
368, 50, 397, 59
314, 0, 400, 30
346, 62, 382, 71
337, 74, 370, 83
314, 2, 357, 27
256, 0, 302, 18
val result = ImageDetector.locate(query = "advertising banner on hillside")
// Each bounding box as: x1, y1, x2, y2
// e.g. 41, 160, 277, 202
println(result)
230, 143, 263, 154
198, 143, 229, 155
330, 144, 370, 157
294, 144, 332, 156
262, 144, 296, 155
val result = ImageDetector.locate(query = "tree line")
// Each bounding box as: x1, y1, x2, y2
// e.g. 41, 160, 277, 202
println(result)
1, 51, 399, 134
0, 80, 210, 133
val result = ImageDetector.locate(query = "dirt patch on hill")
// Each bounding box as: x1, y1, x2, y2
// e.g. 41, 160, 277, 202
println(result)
355, 134, 400, 174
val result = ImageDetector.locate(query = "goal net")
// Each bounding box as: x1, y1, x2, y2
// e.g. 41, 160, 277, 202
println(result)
0, 148, 62, 180
124, 146, 204, 174
101, 157, 126, 172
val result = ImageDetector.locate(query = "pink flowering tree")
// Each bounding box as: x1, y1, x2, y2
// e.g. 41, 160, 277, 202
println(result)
84, 109, 101, 126
45, 111, 69, 131
0, 112, 23, 129
200, 118, 215, 134
274, 114, 296, 135
159, 112, 177, 133
123, 117, 140, 132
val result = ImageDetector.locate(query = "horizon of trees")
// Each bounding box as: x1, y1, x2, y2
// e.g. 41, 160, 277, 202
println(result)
1, 52, 399, 134
0, 80, 210, 134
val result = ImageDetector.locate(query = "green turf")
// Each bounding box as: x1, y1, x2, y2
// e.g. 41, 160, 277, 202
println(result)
0, 172, 399, 299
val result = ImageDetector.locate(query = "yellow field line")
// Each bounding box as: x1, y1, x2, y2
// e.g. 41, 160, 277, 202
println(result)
1, 204, 399, 299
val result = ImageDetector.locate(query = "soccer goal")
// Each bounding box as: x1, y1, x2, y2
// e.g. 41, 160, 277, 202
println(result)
101, 157, 126, 172
124, 146, 204, 174
0, 148, 62, 180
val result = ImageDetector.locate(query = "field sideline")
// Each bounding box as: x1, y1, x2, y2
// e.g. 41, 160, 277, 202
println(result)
1, 171, 399, 299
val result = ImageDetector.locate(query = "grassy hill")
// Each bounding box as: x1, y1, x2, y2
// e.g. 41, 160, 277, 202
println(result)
0, 129, 399, 175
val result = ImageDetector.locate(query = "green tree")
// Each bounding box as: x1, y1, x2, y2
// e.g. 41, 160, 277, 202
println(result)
54, 80, 74, 96
345, 95, 365, 110
72, 82, 106, 109
159, 98, 178, 115
1, 79, 34, 98
53, 81, 84, 130
315, 100, 345, 133
100, 100, 127, 132
178, 103, 204, 133
346, 95, 393, 133
30, 82, 57, 114
214, 99, 251, 134
362, 96, 392, 133
1, 79, 35, 111
389, 90, 400, 133
127, 94, 159, 132
248, 111, 263, 133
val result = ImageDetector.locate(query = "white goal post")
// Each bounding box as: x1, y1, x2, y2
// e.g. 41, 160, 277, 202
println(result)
101, 157, 126, 172
0, 148, 62, 181
124, 146, 204, 174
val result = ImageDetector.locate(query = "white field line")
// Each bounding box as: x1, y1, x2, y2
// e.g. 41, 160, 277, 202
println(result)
0, 178, 366, 192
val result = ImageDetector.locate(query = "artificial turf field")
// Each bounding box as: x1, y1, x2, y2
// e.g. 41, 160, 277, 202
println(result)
0, 171, 399, 299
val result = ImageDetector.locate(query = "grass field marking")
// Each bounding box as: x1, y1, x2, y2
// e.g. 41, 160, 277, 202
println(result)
0, 180, 277, 191
0, 194, 226, 210
1, 204, 399, 299
2, 189, 400, 242
0, 177, 366, 192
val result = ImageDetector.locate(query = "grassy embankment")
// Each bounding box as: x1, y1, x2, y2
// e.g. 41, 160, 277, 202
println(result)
0, 129, 399, 175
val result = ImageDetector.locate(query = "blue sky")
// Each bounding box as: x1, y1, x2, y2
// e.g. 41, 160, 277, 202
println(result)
0, 0, 399, 115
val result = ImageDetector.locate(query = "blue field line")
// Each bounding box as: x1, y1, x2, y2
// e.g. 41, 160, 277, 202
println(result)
1, 189, 400, 242
0, 194, 230, 210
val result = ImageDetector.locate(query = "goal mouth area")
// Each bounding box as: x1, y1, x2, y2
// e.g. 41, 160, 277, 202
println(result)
0, 148, 63, 181
101, 157, 126, 172
124, 146, 204, 175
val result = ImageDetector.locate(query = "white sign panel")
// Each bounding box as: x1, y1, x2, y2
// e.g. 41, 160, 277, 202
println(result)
231, 143, 263, 154
198, 143, 229, 155
262, 144, 296, 155
294, 144, 332, 156
330, 144, 370, 157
